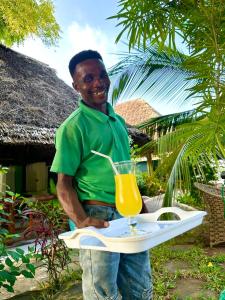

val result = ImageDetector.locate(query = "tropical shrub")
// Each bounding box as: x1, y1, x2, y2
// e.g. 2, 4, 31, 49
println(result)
176, 192, 203, 209
137, 172, 165, 197
22, 196, 70, 293
0, 166, 36, 293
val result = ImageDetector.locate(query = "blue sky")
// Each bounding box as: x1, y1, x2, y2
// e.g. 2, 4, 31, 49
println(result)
14, 0, 123, 85
13, 0, 195, 115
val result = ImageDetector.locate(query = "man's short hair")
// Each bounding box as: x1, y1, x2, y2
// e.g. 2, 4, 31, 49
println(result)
69, 50, 103, 77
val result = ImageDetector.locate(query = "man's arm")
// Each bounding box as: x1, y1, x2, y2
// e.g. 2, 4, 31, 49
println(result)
56, 173, 109, 229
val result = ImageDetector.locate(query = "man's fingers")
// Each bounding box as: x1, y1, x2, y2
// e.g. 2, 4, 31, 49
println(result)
89, 218, 109, 228
78, 217, 109, 228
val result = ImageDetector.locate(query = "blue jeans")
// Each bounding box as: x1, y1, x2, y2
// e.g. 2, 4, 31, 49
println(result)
79, 205, 153, 300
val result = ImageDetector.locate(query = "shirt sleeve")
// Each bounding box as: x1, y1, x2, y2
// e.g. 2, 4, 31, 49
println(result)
116, 114, 129, 134
50, 123, 82, 176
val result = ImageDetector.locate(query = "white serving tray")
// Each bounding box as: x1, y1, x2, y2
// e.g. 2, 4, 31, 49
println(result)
59, 207, 207, 254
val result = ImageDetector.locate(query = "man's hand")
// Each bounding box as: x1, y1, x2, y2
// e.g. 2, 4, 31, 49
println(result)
77, 217, 109, 229
57, 174, 109, 229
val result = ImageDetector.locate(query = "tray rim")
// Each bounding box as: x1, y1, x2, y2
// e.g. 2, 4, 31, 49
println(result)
59, 210, 207, 243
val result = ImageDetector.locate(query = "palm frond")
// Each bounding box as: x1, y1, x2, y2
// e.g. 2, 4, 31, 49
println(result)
108, 45, 199, 107
137, 109, 203, 136
155, 115, 225, 206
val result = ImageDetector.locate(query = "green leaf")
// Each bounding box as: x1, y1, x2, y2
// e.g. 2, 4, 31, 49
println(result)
6, 233, 21, 239
0, 244, 6, 256
0, 270, 16, 284
0, 211, 11, 216
10, 270, 20, 276
0, 263, 4, 270
0, 167, 9, 174
2, 283, 14, 293
16, 248, 24, 255
26, 263, 35, 274
21, 270, 34, 278
7, 250, 21, 262
4, 198, 14, 203
22, 256, 30, 264
5, 191, 15, 197
0, 217, 11, 222
5, 258, 13, 267
28, 245, 35, 253
0, 228, 9, 235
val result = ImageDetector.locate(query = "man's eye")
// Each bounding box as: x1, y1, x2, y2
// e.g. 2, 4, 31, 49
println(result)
83, 75, 93, 83
100, 72, 108, 79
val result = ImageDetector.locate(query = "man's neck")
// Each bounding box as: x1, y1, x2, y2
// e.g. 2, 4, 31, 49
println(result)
82, 100, 107, 114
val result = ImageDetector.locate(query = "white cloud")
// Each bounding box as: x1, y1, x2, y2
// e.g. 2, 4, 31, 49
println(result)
13, 21, 120, 86
13, 38, 72, 85
67, 22, 119, 68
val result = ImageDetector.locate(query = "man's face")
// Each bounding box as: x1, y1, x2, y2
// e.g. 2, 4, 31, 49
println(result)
72, 59, 110, 106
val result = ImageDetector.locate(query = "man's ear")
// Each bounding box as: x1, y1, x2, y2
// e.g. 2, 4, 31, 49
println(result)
72, 81, 78, 92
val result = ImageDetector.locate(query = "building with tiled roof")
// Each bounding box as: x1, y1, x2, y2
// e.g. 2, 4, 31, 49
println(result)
115, 99, 160, 126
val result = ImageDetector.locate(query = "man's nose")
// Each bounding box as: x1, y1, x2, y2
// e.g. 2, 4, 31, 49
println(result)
93, 76, 104, 87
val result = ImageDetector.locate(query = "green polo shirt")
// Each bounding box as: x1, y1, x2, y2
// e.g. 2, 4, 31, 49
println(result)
51, 100, 130, 204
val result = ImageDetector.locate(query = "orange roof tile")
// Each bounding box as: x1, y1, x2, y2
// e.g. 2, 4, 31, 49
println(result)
115, 99, 160, 126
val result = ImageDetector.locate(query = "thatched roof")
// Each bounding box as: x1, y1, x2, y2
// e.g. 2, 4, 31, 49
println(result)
0, 123, 55, 145
115, 98, 160, 126
0, 44, 78, 145
0, 46, 149, 149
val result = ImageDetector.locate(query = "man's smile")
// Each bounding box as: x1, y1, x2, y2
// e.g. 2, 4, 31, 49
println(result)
91, 89, 108, 96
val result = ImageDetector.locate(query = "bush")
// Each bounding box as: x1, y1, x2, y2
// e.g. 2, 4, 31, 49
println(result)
22, 197, 71, 293
137, 172, 165, 197
0, 166, 37, 293
176, 192, 204, 209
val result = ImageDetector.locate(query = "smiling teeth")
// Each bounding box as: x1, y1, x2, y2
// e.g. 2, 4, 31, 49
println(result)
94, 91, 105, 95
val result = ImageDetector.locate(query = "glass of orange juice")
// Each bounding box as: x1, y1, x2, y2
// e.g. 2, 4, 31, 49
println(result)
114, 160, 142, 235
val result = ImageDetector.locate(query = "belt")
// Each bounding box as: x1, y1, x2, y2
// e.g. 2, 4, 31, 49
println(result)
83, 200, 116, 208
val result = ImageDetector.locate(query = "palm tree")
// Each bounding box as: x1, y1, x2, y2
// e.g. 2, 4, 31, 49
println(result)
108, 45, 196, 108
109, 46, 204, 205
107, 15, 225, 206
110, 0, 225, 205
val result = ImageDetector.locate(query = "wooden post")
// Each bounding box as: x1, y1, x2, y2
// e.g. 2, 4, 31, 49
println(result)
146, 152, 153, 176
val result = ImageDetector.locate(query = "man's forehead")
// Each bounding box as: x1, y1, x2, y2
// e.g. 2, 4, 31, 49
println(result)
76, 58, 105, 72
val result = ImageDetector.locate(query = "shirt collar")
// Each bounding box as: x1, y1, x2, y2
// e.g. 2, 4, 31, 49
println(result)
79, 100, 117, 123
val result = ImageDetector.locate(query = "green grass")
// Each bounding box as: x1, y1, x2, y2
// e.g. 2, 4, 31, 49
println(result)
10, 226, 224, 300
48, 226, 224, 300
150, 226, 225, 299
48, 225, 224, 300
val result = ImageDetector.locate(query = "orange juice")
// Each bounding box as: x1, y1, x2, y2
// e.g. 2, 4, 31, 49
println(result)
115, 173, 142, 217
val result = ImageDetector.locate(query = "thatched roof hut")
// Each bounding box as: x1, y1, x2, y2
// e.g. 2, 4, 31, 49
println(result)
0, 46, 149, 165
0, 44, 79, 164
0, 45, 78, 143
115, 98, 160, 126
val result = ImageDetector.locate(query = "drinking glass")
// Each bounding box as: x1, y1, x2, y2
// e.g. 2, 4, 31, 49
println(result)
114, 160, 142, 235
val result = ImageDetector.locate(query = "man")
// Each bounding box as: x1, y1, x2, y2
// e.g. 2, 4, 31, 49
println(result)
51, 50, 152, 300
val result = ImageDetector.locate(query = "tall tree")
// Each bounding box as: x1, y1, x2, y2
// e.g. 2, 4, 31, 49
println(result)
109, 0, 225, 205
0, 0, 60, 46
